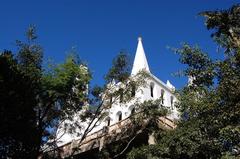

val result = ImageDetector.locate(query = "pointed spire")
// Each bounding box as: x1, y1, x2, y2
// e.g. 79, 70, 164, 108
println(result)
131, 37, 150, 75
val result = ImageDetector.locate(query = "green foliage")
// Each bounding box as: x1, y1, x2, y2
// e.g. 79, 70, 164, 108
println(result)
43, 55, 90, 108
16, 25, 43, 79
200, 4, 240, 51
128, 121, 221, 159
99, 99, 169, 159
128, 4, 240, 159
174, 44, 215, 89
0, 25, 44, 158
127, 145, 161, 159
40, 54, 92, 142
102, 52, 149, 108
0, 50, 40, 158
105, 51, 131, 83
0, 26, 92, 158
132, 99, 169, 130
1, 4, 240, 158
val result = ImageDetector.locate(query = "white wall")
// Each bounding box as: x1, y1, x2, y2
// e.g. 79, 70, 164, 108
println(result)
56, 73, 179, 147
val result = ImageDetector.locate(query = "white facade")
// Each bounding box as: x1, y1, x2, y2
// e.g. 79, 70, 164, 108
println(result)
56, 37, 178, 147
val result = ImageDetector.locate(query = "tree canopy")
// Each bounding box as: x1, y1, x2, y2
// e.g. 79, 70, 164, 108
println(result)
0, 25, 92, 158
1, 4, 240, 159
127, 4, 240, 159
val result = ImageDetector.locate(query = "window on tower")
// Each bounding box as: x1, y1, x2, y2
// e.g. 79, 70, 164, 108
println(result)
170, 96, 174, 109
106, 117, 111, 126
131, 107, 135, 115
150, 83, 154, 98
117, 111, 122, 121
119, 113, 122, 121
109, 94, 113, 106
161, 89, 165, 104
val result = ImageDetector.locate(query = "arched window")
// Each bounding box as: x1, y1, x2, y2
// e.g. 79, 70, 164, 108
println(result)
131, 107, 135, 115
170, 96, 174, 109
150, 83, 154, 98
161, 89, 165, 104
117, 111, 122, 121
106, 117, 111, 126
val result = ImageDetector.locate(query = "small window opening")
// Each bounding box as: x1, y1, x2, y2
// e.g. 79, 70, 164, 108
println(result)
107, 118, 111, 126
170, 96, 174, 109
150, 83, 154, 98
161, 89, 165, 104
131, 107, 135, 115
118, 112, 122, 121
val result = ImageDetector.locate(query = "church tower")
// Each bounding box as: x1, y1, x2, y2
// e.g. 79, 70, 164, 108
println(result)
55, 37, 179, 148
131, 37, 150, 75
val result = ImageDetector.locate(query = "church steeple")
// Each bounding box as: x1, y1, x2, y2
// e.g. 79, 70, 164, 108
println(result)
131, 37, 150, 75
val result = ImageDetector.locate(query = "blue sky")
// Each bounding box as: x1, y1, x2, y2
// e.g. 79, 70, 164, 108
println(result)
0, 0, 238, 89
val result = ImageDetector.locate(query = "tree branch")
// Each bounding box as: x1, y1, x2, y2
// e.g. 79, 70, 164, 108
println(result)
113, 133, 139, 158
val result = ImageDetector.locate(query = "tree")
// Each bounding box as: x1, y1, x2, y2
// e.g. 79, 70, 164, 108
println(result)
0, 50, 40, 158
50, 51, 150, 158
0, 26, 91, 158
0, 25, 148, 158
127, 4, 240, 159
99, 99, 169, 159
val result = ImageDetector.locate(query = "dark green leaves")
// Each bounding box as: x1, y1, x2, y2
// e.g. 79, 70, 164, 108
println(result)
175, 44, 215, 89
105, 51, 131, 83
200, 4, 240, 52
127, 4, 240, 159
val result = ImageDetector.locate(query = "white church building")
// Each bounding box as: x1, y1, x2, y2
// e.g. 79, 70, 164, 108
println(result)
56, 37, 179, 149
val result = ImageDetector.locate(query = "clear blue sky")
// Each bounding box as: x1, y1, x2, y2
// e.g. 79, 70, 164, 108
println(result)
0, 0, 238, 89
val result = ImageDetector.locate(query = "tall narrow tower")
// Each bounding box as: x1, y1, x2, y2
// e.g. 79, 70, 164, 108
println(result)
131, 37, 150, 75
